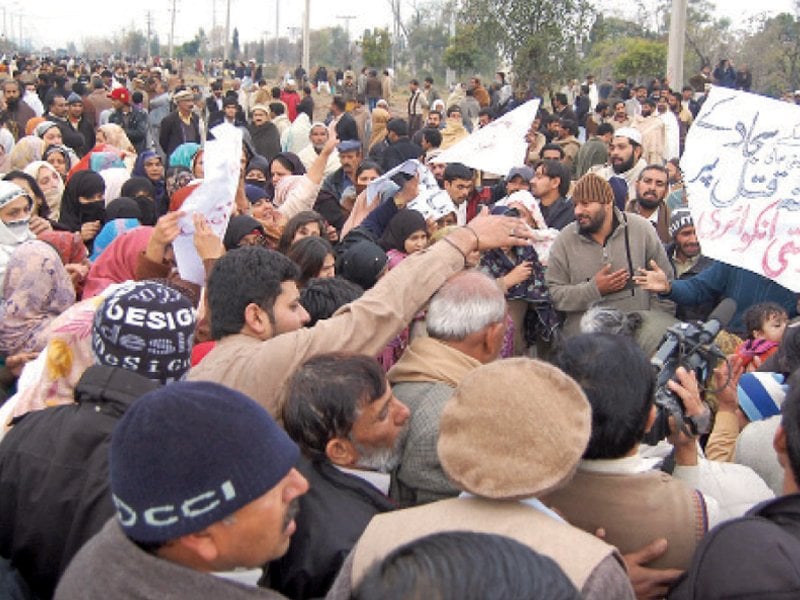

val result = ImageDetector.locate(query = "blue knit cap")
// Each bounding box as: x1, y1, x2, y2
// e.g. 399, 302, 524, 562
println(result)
110, 381, 299, 543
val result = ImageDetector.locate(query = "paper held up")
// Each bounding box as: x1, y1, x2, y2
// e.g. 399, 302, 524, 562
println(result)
681, 87, 800, 292
173, 124, 242, 285
431, 98, 541, 176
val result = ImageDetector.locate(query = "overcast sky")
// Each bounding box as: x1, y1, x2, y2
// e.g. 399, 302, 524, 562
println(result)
3, 0, 796, 53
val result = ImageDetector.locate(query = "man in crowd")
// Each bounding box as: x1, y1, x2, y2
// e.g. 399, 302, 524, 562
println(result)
440, 105, 470, 150
545, 333, 713, 571
1, 79, 35, 141
554, 118, 582, 172
248, 103, 281, 162
205, 80, 224, 122
46, 93, 86, 155
407, 79, 428, 137
442, 162, 474, 225
546, 173, 672, 337
530, 159, 575, 230
330, 96, 358, 143
609, 100, 632, 130
381, 119, 423, 172
208, 95, 247, 130
333, 359, 634, 598
55, 380, 307, 598
187, 213, 531, 416
0, 282, 196, 598
389, 271, 507, 506
64, 92, 95, 157
665, 210, 718, 322
297, 122, 341, 176
314, 139, 360, 231
267, 353, 407, 598
591, 127, 648, 200
625, 164, 672, 243
574, 121, 613, 178
108, 87, 149, 153
159, 89, 201, 158
670, 375, 800, 597
540, 142, 566, 163
632, 98, 666, 165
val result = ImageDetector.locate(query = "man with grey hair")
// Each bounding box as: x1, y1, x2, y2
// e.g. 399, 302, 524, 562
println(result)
297, 122, 341, 176
268, 352, 409, 598
388, 270, 508, 506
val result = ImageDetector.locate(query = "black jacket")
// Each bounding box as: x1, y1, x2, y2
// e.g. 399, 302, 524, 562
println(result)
381, 137, 423, 172
47, 115, 86, 156
247, 122, 281, 163
335, 112, 359, 143
670, 494, 800, 599
265, 456, 395, 599
0, 366, 158, 599
159, 110, 201, 159
665, 244, 718, 323
540, 196, 576, 231
108, 107, 149, 154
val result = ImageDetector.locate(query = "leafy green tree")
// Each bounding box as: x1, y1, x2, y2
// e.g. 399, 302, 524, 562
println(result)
361, 28, 392, 68
738, 9, 800, 96
613, 38, 667, 81
458, 0, 594, 92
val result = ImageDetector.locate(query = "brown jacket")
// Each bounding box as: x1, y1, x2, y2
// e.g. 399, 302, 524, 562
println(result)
350, 497, 632, 598
625, 198, 671, 244
543, 469, 706, 570
187, 240, 465, 417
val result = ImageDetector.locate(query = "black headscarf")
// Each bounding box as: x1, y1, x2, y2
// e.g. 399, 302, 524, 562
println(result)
379, 209, 427, 252
105, 197, 143, 221
265, 152, 306, 199
121, 176, 158, 226
223, 215, 265, 250
338, 240, 388, 290
58, 170, 106, 232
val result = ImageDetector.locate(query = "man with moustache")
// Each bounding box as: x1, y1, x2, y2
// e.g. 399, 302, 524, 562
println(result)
546, 173, 672, 337
1, 79, 35, 141
268, 353, 408, 599
591, 127, 648, 201
625, 164, 672, 243
56, 381, 308, 599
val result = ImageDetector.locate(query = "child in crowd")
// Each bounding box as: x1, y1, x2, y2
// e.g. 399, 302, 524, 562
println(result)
736, 302, 789, 371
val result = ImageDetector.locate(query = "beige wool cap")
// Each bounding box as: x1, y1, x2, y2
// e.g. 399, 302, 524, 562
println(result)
438, 358, 591, 500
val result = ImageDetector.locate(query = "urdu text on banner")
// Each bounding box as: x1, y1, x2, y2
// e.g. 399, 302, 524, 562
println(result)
681, 87, 800, 292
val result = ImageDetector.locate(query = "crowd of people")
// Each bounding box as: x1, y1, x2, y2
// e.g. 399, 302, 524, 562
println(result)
0, 51, 798, 599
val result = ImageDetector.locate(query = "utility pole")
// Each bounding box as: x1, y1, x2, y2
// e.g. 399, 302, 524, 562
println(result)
302, 0, 310, 76
17, 13, 22, 50
146, 11, 152, 62
667, 0, 688, 90
211, 0, 217, 54
168, 0, 177, 60
223, 0, 231, 62
336, 15, 356, 65
274, 0, 280, 64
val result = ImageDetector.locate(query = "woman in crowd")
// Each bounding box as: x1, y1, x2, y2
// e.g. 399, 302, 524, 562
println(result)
378, 209, 430, 269
120, 176, 158, 226
278, 210, 326, 253
0, 240, 76, 357
7, 137, 43, 172
82, 226, 153, 298
246, 184, 284, 249
132, 151, 168, 218
43, 145, 72, 180
286, 235, 336, 288
23, 161, 64, 220
0, 182, 37, 296
90, 197, 142, 262
3, 171, 54, 234
57, 170, 106, 251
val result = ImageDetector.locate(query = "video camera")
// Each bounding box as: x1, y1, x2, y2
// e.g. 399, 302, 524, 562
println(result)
644, 298, 737, 443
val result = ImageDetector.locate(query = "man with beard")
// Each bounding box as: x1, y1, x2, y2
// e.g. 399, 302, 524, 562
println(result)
608, 100, 632, 130
625, 164, 671, 243
546, 173, 672, 337
46, 93, 87, 155
56, 381, 308, 599
388, 271, 507, 507
632, 98, 666, 165
665, 210, 718, 322
315, 139, 361, 231
268, 353, 408, 598
298, 122, 341, 176
1, 79, 35, 141
65, 93, 95, 157
591, 127, 647, 201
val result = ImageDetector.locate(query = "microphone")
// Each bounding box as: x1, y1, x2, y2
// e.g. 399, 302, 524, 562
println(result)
698, 298, 737, 343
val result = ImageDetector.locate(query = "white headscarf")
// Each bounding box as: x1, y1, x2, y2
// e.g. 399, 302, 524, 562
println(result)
0, 181, 36, 296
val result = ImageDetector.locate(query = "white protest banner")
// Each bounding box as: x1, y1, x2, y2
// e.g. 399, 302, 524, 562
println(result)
432, 99, 540, 176
681, 87, 800, 292
173, 124, 242, 285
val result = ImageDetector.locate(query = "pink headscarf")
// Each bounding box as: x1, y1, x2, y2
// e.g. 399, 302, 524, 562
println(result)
82, 226, 153, 298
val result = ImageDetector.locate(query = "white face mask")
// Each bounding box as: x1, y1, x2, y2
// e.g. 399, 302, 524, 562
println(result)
5, 218, 30, 238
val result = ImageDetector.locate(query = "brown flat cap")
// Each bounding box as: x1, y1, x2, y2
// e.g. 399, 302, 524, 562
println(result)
438, 358, 591, 500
